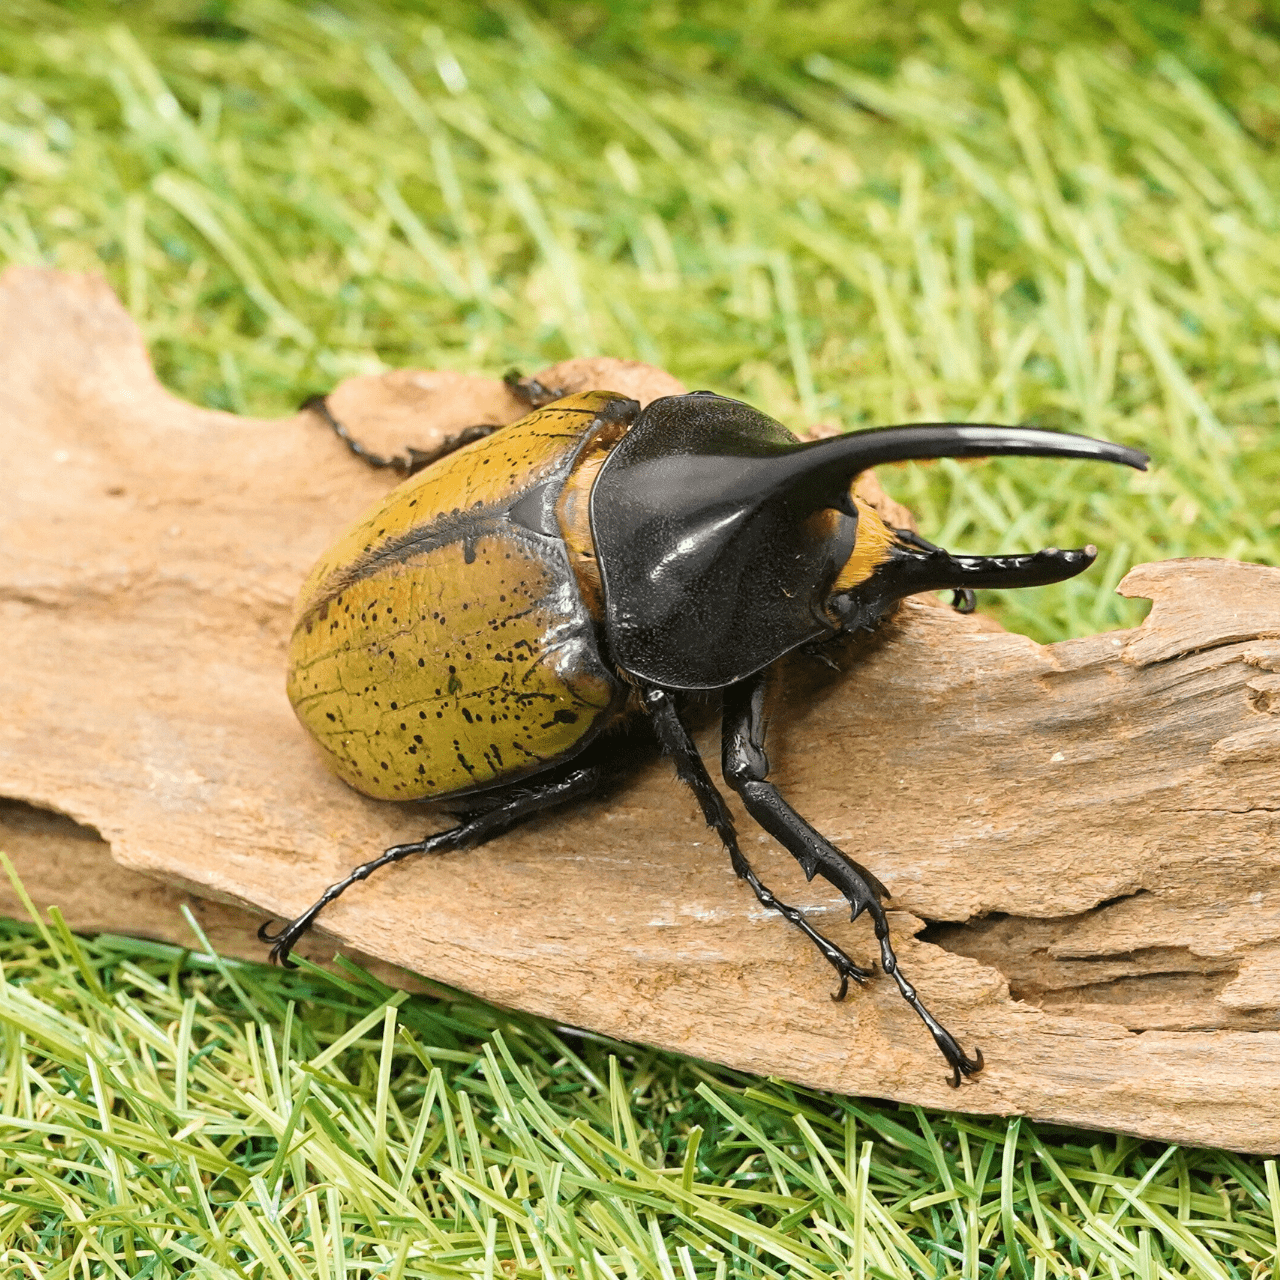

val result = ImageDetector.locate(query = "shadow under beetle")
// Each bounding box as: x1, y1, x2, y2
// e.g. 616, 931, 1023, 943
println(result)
268, 377, 1147, 1085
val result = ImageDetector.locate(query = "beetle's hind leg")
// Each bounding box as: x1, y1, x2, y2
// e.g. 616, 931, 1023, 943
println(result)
259, 765, 602, 967
720, 675, 983, 1087
641, 686, 874, 998
303, 371, 568, 476
301, 394, 505, 477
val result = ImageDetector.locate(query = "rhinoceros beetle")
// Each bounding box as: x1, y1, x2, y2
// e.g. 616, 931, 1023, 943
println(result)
270, 377, 1147, 1085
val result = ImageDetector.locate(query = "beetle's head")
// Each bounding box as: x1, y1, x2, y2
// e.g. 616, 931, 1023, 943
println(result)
589, 394, 1148, 691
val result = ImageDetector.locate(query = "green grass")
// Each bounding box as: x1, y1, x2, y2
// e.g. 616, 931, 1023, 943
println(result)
2, 904, 1278, 1278
3, 0, 1280, 1273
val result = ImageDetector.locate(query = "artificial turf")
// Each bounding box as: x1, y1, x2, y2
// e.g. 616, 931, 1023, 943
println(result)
2, 0, 1279, 1274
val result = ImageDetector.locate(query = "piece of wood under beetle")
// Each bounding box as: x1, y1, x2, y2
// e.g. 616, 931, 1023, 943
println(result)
1, 265, 1278, 1151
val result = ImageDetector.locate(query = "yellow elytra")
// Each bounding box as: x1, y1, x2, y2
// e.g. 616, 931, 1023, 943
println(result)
286, 391, 631, 801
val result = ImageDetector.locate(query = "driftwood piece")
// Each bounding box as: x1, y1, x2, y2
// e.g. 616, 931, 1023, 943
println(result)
2, 266, 1279, 1153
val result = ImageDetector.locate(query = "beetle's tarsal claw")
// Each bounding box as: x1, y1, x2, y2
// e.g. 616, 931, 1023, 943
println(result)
830, 954, 877, 1001
936, 1030, 984, 1087
945, 1045, 984, 1088
257, 917, 307, 967
951, 588, 977, 613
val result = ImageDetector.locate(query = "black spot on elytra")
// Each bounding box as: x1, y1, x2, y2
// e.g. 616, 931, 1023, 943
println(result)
540, 709, 579, 729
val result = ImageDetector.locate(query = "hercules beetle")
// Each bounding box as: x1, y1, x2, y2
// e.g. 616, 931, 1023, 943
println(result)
271, 376, 1147, 1085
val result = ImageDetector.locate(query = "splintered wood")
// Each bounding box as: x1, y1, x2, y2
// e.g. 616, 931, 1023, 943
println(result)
2, 266, 1278, 1152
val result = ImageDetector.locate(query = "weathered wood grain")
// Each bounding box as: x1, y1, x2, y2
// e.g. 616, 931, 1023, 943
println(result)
2, 266, 1277, 1151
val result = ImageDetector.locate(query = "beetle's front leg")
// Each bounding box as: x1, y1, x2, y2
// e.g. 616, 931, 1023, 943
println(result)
640, 685, 873, 997
720, 674, 983, 1087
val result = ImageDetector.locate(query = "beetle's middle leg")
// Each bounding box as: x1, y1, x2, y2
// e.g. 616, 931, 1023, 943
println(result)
641, 686, 874, 998
259, 764, 603, 967
720, 673, 984, 1087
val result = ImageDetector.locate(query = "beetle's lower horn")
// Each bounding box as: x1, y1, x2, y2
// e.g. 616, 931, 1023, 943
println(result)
829, 538, 1102, 632
888, 540, 1100, 594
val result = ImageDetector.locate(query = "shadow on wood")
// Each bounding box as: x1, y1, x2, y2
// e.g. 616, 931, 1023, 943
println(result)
2, 266, 1278, 1151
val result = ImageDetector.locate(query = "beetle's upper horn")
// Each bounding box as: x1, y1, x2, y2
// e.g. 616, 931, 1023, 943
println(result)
792, 422, 1149, 518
